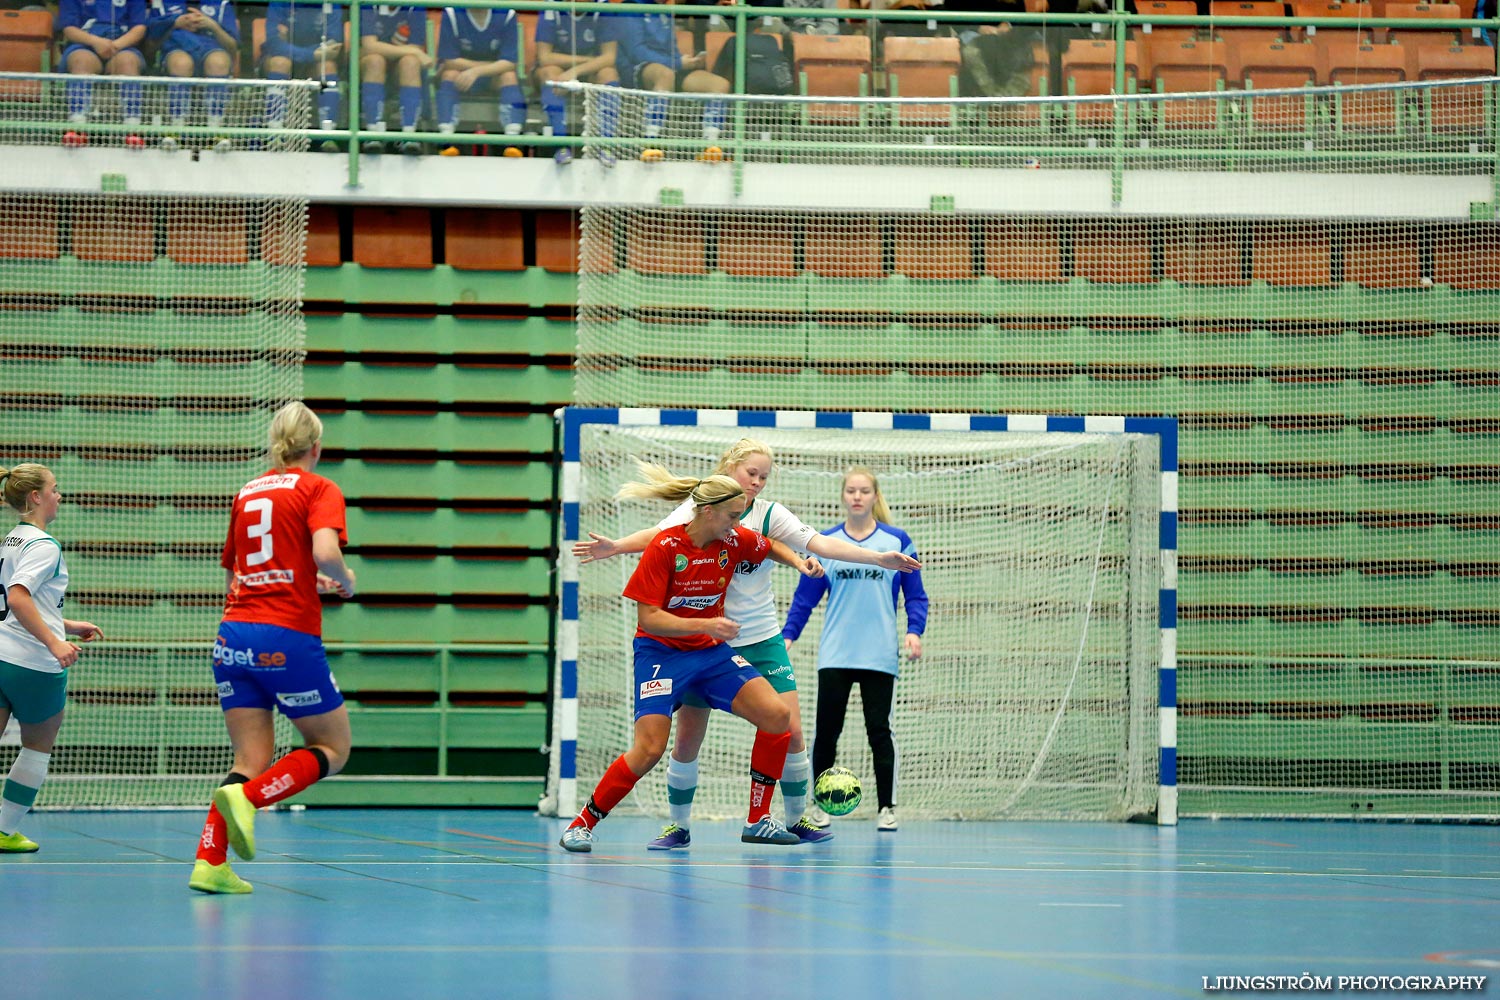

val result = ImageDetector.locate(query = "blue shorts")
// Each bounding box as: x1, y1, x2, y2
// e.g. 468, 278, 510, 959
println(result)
632, 636, 761, 721
212, 621, 343, 720
622, 61, 692, 91
162, 33, 229, 72
62, 44, 144, 68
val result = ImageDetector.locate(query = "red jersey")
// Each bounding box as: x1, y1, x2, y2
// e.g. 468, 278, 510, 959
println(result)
623, 524, 771, 651
220, 468, 348, 637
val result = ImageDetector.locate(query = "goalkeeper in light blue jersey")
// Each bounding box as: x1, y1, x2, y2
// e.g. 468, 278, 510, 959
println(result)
782, 466, 928, 833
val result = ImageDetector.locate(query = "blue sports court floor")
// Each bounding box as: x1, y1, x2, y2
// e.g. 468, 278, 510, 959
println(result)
3, 810, 1498, 1000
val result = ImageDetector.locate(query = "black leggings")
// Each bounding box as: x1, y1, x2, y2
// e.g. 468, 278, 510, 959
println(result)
811, 669, 897, 810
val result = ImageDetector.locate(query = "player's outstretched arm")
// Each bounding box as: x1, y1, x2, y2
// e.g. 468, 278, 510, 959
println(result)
572, 526, 655, 563
806, 533, 920, 572
768, 538, 821, 577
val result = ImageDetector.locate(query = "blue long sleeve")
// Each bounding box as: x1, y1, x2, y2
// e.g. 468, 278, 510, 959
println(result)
781, 572, 829, 642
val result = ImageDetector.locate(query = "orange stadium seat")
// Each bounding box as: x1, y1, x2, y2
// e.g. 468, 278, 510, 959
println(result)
1320, 40, 1408, 131
1163, 221, 1247, 285
72, 200, 156, 263
626, 214, 708, 275
1344, 225, 1421, 288
983, 219, 1065, 282
536, 210, 585, 274
704, 30, 734, 73
252, 17, 266, 65
1433, 225, 1500, 290
1251, 222, 1334, 287
1233, 40, 1320, 132
445, 209, 525, 272
1135, 0, 1200, 50
1075, 220, 1154, 284
1291, 0, 1374, 41
718, 215, 799, 278
167, 205, 249, 265
793, 34, 873, 125
0, 195, 60, 260
1410, 42, 1495, 133
893, 217, 973, 280
805, 217, 885, 278
883, 36, 962, 126
1209, 0, 1288, 46
260, 204, 340, 267
1145, 39, 1231, 129
353, 207, 434, 269
1380, 2, 1461, 42
0, 9, 53, 102
1062, 39, 1142, 128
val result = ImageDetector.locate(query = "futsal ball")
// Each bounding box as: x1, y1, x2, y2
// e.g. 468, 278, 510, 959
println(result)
813, 766, 862, 817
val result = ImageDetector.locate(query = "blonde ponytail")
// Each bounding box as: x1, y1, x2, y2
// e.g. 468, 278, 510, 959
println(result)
268, 401, 323, 469
616, 461, 745, 508
1, 463, 51, 515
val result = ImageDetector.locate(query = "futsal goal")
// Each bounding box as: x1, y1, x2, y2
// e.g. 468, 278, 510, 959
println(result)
544, 407, 1177, 824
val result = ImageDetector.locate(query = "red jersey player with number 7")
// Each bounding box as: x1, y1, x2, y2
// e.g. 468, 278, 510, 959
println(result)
560, 463, 807, 852
188, 402, 357, 894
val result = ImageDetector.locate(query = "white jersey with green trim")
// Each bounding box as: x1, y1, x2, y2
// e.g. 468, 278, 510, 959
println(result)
0, 524, 70, 673
658, 496, 818, 645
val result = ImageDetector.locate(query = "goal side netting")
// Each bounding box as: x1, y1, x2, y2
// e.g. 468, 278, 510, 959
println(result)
0, 75, 315, 807
545, 411, 1168, 823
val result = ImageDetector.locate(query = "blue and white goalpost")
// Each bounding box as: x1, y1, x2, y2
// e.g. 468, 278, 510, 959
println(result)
546, 408, 1178, 826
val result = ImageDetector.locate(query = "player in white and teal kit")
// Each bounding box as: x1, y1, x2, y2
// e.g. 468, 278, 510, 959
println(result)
572, 438, 921, 847
0, 464, 102, 853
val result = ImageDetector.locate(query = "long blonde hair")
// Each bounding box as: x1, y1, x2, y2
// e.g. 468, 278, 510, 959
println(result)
0, 463, 51, 516
844, 465, 892, 523
269, 401, 323, 469
617, 461, 745, 509
715, 437, 773, 477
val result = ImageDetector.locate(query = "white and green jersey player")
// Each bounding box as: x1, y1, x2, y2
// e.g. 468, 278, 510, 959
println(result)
0, 463, 102, 853
570, 438, 921, 846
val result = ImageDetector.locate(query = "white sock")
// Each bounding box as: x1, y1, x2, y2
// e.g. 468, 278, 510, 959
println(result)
665, 756, 698, 829
0, 748, 51, 834
781, 749, 811, 824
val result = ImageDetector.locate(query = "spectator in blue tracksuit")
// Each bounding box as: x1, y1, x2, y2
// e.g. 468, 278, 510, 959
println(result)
57, 0, 148, 126
148, 0, 239, 126
357, 4, 430, 138
611, 0, 729, 141
435, 6, 526, 137
533, 3, 621, 161
260, 1, 345, 128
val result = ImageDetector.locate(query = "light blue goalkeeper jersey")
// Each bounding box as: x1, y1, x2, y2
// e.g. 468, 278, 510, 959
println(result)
782, 522, 927, 677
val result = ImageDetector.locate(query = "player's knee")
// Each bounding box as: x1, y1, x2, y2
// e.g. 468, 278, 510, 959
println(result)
112, 53, 142, 75
265, 56, 291, 76
763, 701, 792, 734
361, 54, 385, 78
204, 51, 231, 76
166, 52, 192, 76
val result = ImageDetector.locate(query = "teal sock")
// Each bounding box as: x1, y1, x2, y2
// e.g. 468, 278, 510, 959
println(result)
0, 748, 49, 834
665, 756, 698, 829
781, 749, 811, 823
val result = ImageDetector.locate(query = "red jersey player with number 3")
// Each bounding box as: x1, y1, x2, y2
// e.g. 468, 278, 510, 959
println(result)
560, 464, 806, 852
188, 402, 357, 894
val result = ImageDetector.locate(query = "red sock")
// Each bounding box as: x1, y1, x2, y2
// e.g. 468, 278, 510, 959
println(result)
569, 755, 641, 831
748, 730, 791, 823
196, 804, 228, 865
244, 749, 324, 808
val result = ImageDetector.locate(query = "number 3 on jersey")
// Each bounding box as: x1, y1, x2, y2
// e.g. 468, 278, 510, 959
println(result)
244, 497, 274, 567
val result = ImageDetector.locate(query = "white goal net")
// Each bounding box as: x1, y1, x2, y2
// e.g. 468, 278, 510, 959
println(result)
548, 415, 1164, 822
